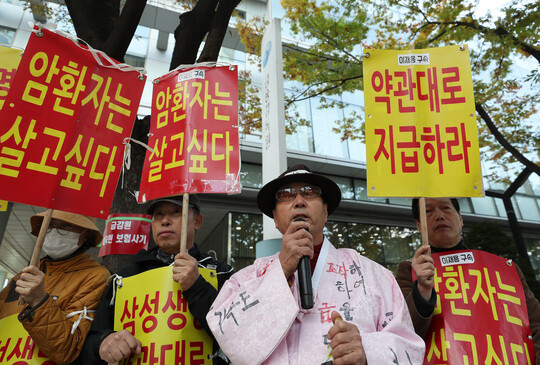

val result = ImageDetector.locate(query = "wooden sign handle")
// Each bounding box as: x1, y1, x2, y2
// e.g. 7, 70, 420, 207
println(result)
19, 208, 54, 305
419, 197, 429, 247
30, 209, 53, 267
180, 193, 189, 253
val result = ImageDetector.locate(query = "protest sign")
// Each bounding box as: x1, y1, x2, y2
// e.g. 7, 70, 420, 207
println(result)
413, 250, 535, 364
138, 65, 240, 203
363, 45, 483, 197
0, 26, 146, 219
114, 266, 218, 364
99, 214, 151, 257
0, 314, 55, 364
0, 46, 22, 211
0, 46, 21, 111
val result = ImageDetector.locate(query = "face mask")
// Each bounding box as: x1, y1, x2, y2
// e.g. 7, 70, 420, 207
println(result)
42, 230, 81, 260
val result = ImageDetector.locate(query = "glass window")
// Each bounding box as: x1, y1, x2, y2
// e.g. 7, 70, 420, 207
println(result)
124, 54, 145, 68
239, 163, 262, 188
343, 103, 365, 162
324, 221, 420, 270
517, 179, 533, 195
353, 178, 386, 203
524, 238, 540, 281
457, 198, 473, 214
1, 0, 24, 5
230, 213, 262, 271
529, 174, 540, 196
470, 197, 499, 216
341, 90, 364, 106
326, 175, 354, 200
388, 197, 410, 206
493, 198, 507, 218
232, 9, 246, 20
285, 90, 314, 153
199, 214, 229, 263
514, 195, 540, 221
380, 226, 421, 265
225, 212, 425, 272
511, 196, 522, 220
126, 26, 149, 58
219, 47, 246, 71
0, 26, 16, 45
310, 97, 348, 158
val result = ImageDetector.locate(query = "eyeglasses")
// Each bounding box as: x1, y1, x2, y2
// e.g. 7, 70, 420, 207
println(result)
275, 185, 322, 202
47, 223, 77, 236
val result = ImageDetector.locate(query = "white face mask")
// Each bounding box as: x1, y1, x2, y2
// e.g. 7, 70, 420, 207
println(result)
42, 230, 81, 260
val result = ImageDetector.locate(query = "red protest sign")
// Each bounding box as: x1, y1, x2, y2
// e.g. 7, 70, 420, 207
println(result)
419, 250, 535, 364
0, 26, 146, 219
138, 65, 240, 203
0, 46, 22, 111
99, 214, 152, 257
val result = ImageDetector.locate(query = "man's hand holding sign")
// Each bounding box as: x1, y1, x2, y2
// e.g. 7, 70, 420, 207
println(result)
364, 45, 538, 363
410, 245, 434, 301
100, 330, 142, 363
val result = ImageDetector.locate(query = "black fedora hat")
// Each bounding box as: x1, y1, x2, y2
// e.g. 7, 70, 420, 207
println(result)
257, 164, 341, 218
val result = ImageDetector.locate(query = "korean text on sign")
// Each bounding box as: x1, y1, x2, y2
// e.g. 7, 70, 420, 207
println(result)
0, 314, 54, 365
99, 214, 152, 257
139, 66, 240, 203
422, 250, 534, 364
363, 45, 483, 198
114, 266, 218, 365
0, 46, 22, 111
0, 26, 146, 219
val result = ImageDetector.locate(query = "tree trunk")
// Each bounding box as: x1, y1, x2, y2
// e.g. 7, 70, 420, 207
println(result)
102, 116, 154, 273
198, 0, 242, 62
64, 0, 147, 62
170, 0, 218, 69
64, 0, 119, 51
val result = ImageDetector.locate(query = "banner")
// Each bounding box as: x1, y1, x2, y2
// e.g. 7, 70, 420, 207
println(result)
417, 250, 535, 364
99, 214, 152, 257
138, 65, 240, 203
0, 46, 22, 111
114, 266, 218, 364
0, 26, 146, 219
363, 45, 483, 197
0, 314, 55, 364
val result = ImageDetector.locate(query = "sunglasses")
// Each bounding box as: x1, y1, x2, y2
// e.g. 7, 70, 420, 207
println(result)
275, 185, 322, 202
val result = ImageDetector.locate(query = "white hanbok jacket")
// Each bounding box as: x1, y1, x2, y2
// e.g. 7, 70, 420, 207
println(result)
207, 238, 425, 364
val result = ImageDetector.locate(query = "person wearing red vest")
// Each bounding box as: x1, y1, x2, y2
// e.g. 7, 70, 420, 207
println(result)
396, 197, 540, 362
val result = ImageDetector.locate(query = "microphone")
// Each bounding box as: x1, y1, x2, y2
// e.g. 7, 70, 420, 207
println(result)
294, 218, 313, 309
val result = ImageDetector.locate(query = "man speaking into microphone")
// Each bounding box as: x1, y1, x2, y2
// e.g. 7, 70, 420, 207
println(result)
207, 164, 424, 364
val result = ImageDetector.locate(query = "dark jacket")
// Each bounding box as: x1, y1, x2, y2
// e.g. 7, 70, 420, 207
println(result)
81, 244, 233, 364
396, 242, 540, 362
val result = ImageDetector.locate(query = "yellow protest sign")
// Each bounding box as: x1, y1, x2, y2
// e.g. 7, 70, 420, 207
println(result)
363, 45, 483, 197
114, 266, 218, 364
0, 46, 22, 111
0, 314, 54, 364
